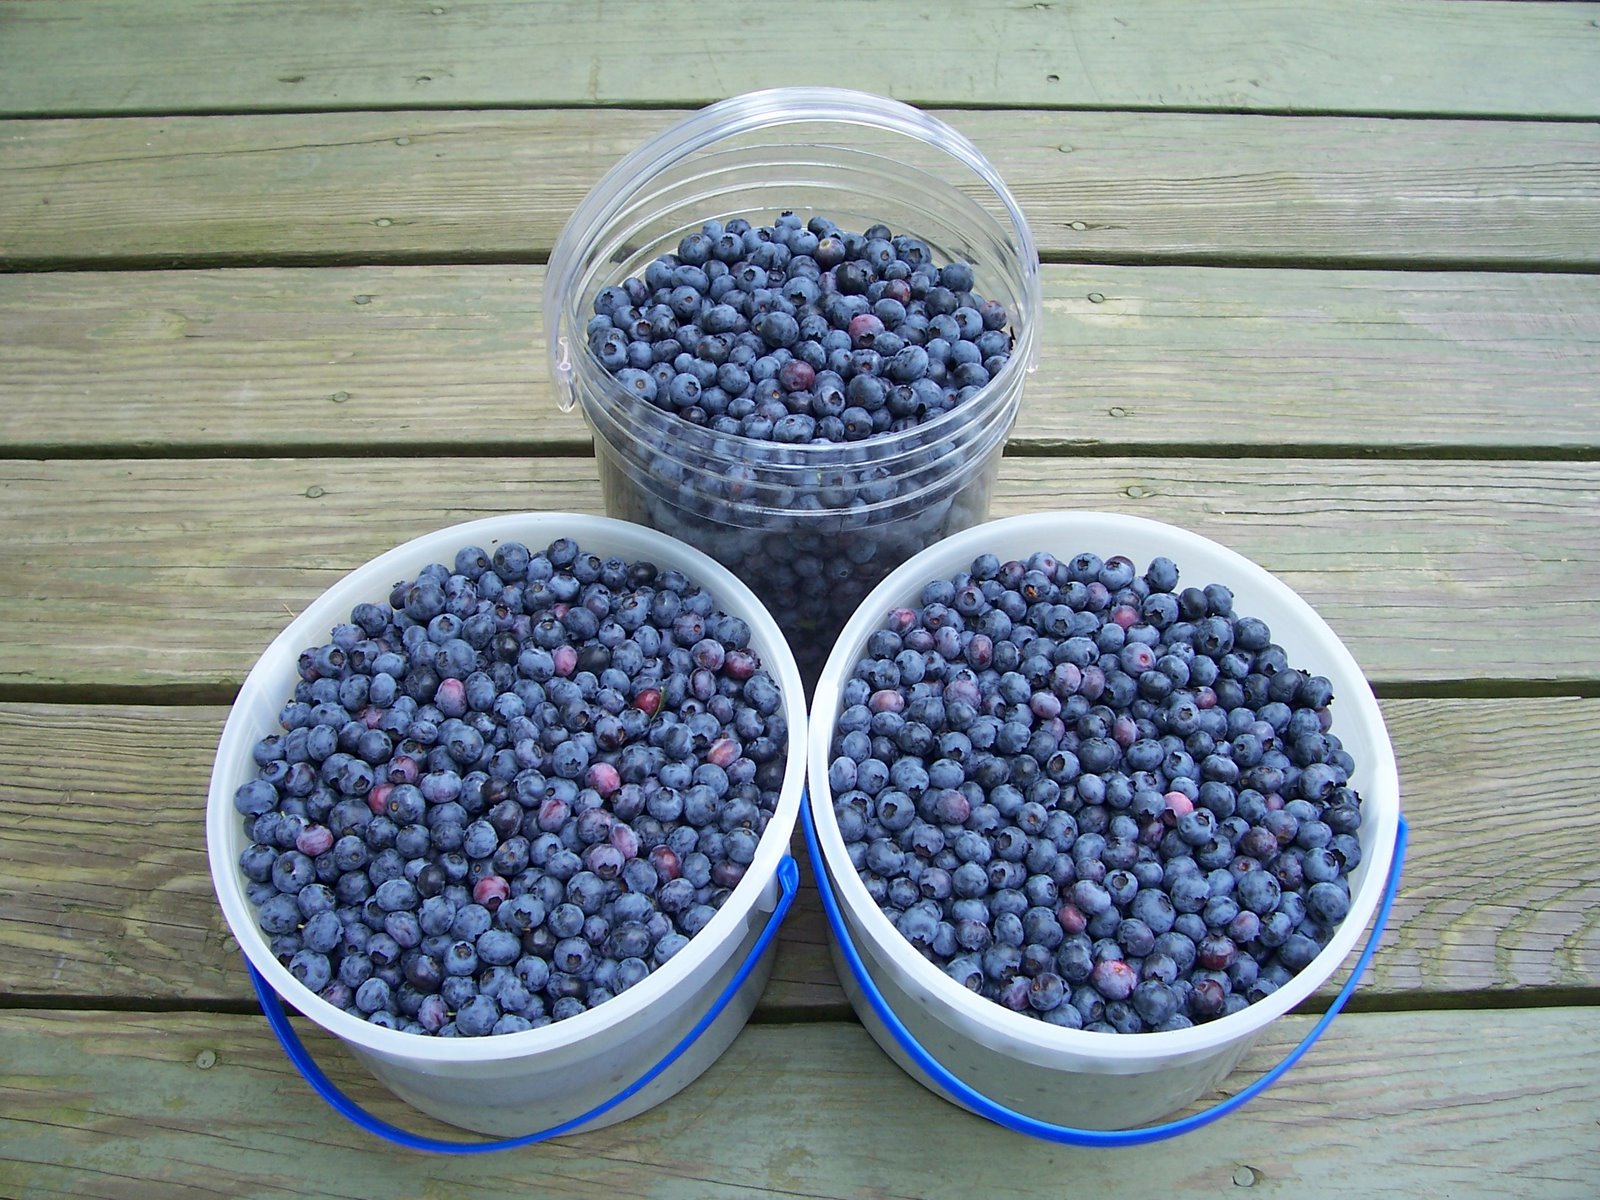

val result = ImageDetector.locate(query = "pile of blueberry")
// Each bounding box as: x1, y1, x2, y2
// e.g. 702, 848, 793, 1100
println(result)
232, 538, 788, 1037
584, 212, 1021, 683
588, 212, 1014, 444
826, 550, 1364, 1033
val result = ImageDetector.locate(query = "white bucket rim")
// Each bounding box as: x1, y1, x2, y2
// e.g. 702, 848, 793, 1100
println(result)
208, 511, 808, 1065
807, 510, 1401, 1065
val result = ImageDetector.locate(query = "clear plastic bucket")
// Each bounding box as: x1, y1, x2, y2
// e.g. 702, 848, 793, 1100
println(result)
805, 512, 1403, 1133
207, 513, 808, 1139
545, 87, 1041, 686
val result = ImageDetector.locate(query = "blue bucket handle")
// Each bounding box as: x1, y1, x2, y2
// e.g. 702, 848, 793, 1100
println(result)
246, 853, 801, 1153
801, 798, 1408, 1147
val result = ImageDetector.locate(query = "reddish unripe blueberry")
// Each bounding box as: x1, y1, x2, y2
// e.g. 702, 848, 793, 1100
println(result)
1163, 792, 1195, 822
869, 689, 906, 714
632, 687, 662, 717
584, 843, 625, 880
1056, 902, 1088, 936
538, 797, 571, 833
998, 976, 1033, 1011
1090, 958, 1138, 1002
608, 822, 640, 860
1110, 604, 1141, 630
1031, 691, 1063, 721
434, 677, 468, 718
722, 648, 758, 681
472, 874, 510, 910
707, 736, 742, 769
649, 844, 681, 883
1190, 977, 1227, 1017
296, 824, 335, 857
848, 312, 885, 346
417, 993, 450, 1032
366, 783, 393, 815
690, 638, 725, 672
965, 633, 994, 670
777, 359, 815, 392
586, 761, 621, 797
712, 859, 746, 889
1197, 934, 1238, 971
1051, 662, 1082, 698
551, 645, 578, 676
1227, 911, 1261, 944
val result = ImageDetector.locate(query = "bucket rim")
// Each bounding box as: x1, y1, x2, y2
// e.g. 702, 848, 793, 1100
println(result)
806, 510, 1402, 1065
544, 86, 1042, 423
208, 511, 808, 1064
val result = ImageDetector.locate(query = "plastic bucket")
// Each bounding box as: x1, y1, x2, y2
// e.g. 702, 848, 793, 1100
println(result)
545, 87, 1042, 685
207, 512, 808, 1143
805, 511, 1403, 1136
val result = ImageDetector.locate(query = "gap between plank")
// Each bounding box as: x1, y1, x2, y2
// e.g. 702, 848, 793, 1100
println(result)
5, 251, 1600, 276
0, 679, 1595, 710
3, 101, 1599, 123
2, 442, 1596, 464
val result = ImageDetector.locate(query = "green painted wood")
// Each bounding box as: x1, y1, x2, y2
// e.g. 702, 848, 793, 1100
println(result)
2, 1009, 1597, 1198
5, 109, 1599, 268
0, 457, 1594, 691
5, 264, 1599, 455
2, 0, 1598, 119
1, 698, 1594, 1008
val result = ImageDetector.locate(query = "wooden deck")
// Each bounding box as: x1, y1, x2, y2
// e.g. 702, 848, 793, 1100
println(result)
2, 2, 1598, 1195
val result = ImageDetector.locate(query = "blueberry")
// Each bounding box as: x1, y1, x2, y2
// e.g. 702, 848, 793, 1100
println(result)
255, 538, 780, 1041
455, 994, 501, 1037
830, 547, 1367, 1030
1306, 880, 1351, 924
354, 977, 392, 1015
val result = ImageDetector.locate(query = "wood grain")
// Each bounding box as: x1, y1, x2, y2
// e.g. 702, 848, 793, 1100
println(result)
1, 1008, 1596, 1199
2, 698, 1596, 1008
3, 0, 1597, 119
4, 109, 1599, 267
0, 457, 1594, 691
5, 264, 1599, 455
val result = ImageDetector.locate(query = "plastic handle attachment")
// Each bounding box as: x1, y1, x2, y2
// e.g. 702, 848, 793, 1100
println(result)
801, 800, 1408, 1147
247, 853, 801, 1154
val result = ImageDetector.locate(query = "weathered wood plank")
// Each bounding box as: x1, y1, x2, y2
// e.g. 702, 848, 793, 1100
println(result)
5, 109, 1599, 268
0, 457, 1594, 690
1, 699, 1594, 1008
5, 265, 1599, 455
2, 1009, 1596, 1198
3, 0, 1598, 119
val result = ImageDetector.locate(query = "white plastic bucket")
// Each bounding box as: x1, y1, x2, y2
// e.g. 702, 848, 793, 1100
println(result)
207, 512, 808, 1140
805, 511, 1402, 1134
